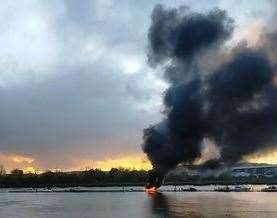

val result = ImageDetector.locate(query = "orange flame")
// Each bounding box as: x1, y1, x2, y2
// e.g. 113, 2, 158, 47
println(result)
145, 186, 157, 193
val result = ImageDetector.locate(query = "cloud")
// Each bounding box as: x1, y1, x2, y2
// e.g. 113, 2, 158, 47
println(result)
0, 0, 275, 170
0, 153, 35, 171
0, 0, 167, 168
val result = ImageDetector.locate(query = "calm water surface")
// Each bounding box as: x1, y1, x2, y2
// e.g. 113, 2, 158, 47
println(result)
0, 192, 276, 218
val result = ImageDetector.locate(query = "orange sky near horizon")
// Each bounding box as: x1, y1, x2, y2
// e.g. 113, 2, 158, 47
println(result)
0, 153, 153, 173
1, 150, 277, 174
244, 150, 277, 165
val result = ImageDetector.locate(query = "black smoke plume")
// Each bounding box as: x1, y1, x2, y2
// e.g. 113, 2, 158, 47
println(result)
142, 4, 277, 187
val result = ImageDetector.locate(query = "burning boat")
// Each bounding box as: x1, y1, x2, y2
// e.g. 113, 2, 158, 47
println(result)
145, 171, 164, 192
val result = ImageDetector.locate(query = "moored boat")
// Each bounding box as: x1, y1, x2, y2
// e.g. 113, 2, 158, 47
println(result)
214, 186, 232, 192
181, 187, 197, 192
261, 186, 277, 192
233, 185, 252, 192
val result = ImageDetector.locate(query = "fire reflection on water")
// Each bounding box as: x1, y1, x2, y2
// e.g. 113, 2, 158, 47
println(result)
148, 192, 170, 218
146, 192, 203, 218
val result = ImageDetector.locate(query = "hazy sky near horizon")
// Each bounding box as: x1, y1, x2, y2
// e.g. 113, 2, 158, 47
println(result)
0, 0, 275, 171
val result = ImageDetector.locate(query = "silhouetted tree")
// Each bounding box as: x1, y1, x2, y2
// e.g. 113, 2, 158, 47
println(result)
11, 168, 23, 176
0, 165, 6, 176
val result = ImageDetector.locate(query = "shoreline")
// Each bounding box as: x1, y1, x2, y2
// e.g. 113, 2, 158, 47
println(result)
1, 184, 277, 193
1, 182, 277, 189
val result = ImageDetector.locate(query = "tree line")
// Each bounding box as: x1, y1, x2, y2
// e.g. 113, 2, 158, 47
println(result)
0, 165, 276, 188
0, 167, 148, 188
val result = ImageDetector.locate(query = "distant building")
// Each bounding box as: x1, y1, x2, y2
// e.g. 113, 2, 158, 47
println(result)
231, 165, 277, 177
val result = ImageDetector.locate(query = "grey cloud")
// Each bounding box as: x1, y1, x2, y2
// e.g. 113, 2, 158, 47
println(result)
0, 63, 160, 168
0, 0, 273, 170
0, 0, 168, 169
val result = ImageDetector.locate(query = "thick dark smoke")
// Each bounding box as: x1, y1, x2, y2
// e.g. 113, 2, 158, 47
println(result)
148, 5, 233, 83
142, 4, 277, 182
207, 48, 276, 164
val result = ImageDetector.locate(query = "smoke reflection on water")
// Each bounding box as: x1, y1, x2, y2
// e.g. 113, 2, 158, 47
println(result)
147, 192, 201, 218
148, 192, 169, 217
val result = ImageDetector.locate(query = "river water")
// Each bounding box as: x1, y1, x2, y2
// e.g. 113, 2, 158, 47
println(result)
0, 191, 276, 218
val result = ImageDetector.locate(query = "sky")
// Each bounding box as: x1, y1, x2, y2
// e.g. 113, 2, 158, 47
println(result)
0, 0, 276, 172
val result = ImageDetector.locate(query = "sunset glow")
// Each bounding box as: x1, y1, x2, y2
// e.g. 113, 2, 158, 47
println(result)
0, 153, 153, 173
23, 166, 42, 174
93, 155, 153, 171
11, 155, 34, 164
245, 150, 277, 164
0, 153, 36, 172
1, 151, 277, 174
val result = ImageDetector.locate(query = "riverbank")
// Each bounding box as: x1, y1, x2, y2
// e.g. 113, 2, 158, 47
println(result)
1, 184, 277, 193
1, 168, 277, 188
